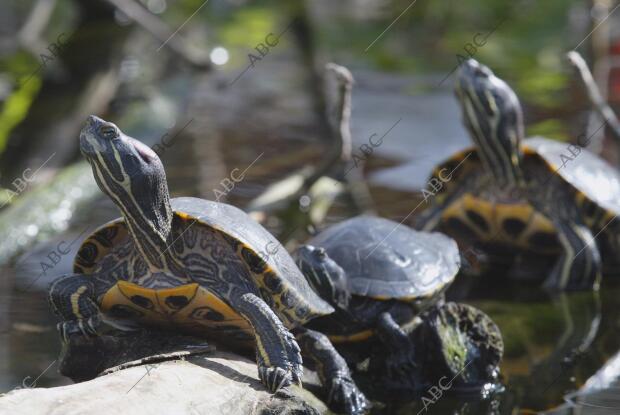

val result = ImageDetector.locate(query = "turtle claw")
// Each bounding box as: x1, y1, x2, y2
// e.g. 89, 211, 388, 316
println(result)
284, 331, 304, 386
327, 377, 370, 415
259, 365, 293, 392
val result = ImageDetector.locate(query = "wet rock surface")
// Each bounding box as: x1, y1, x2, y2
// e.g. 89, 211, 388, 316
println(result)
58, 328, 215, 382
0, 348, 327, 415
355, 302, 503, 402
418, 302, 504, 390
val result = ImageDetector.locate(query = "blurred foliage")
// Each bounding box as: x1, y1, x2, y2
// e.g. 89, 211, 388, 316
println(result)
217, 7, 278, 66
0, 0, 75, 153
311, 0, 586, 139
176, 0, 283, 68
0, 0, 597, 149
0, 77, 40, 153
0, 188, 10, 207
527, 119, 570, 141
0, 48, 43, 153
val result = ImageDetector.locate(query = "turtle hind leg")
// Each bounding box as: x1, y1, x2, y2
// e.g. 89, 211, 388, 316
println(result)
543, 222, 602, 291
294, 327, 369, 415
48, 274, 103, 341
231, 292, 302, 393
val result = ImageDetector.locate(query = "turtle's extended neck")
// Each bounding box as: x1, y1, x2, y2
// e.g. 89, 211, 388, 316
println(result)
466, 110, 525, 188
456, 59, 526, 188
119, 188, 182, 273
79, 115, 184, 274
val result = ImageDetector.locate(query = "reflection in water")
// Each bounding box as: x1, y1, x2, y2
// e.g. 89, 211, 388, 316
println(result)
560, 350, 620, 414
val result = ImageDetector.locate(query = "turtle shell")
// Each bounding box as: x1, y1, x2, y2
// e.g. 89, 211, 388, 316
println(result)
427, 138, 620, 216
523, 137, 620, 214
306, 216, 460, 300
74, 197, 334, 322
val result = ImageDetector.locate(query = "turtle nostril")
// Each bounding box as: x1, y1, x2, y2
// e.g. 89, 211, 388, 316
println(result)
474, 63, 492, 79
87, 115, 106, 129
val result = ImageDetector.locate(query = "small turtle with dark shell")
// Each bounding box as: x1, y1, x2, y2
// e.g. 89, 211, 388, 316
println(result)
295, 216, 460, 384
48, 116, 368, 414
416, 58, 620, 291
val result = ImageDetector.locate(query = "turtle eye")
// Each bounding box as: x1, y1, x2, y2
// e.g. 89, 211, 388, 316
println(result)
315, 247, 327, 258
100, 125, 118, 139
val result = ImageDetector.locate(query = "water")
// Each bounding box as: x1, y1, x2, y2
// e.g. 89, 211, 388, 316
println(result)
2, 0, 620, 412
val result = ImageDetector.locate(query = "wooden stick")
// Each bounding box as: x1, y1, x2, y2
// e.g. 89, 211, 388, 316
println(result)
304, 63, 374, 214
567, 51, 620, 143
304, 63, 354, 189
17, 0, 57, 55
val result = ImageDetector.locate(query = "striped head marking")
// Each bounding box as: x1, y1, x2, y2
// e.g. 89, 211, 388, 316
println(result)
80, 115, 174, 271
296, 245, 350, 310
455, 59, 524, 186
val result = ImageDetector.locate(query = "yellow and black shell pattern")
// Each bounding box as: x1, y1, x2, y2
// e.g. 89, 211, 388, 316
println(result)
73, 218, 255, 340
425, 137, 620, 247
73, 197, 334, 338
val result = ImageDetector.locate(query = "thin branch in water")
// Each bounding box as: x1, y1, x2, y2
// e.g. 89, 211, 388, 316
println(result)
17, 0, 57, 55
567, 51, 620, 144
304, 62, 355, 189
306, 63, 375, 214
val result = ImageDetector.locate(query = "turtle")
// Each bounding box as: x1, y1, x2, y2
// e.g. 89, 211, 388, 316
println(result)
48, 116, 368, 413
294, 216, 460, 385
415, 58, 620, 291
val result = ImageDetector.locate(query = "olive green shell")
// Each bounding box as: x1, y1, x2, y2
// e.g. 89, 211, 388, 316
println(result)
307, 216, 460, 300
74, 197, 334, 319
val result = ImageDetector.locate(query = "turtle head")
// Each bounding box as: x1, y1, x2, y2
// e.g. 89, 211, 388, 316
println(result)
455, 59, 524, 186
296, 245, 350, 310
80, 115, 173, 270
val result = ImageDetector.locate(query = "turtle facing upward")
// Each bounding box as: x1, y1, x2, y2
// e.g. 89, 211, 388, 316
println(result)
416, 59, 620, 291
48, 116, 367, 414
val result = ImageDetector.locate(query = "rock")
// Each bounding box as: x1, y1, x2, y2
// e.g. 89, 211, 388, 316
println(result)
0, 350, 327, 415
418, 302, 503, 389
57, 328, 216, 382
338, 302, 503, 403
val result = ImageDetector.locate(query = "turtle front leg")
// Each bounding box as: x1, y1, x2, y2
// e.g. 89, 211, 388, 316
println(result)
375, 312, 417, 386
48, 274, 104, 342
543, 222, 602, 291
295, 327, 369, 415
231, 293, 303, 392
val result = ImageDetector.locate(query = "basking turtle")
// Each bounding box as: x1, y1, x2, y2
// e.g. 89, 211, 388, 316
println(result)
295, 216, 460, 383
48, 116, 367, 413
415, 58, 620, 291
